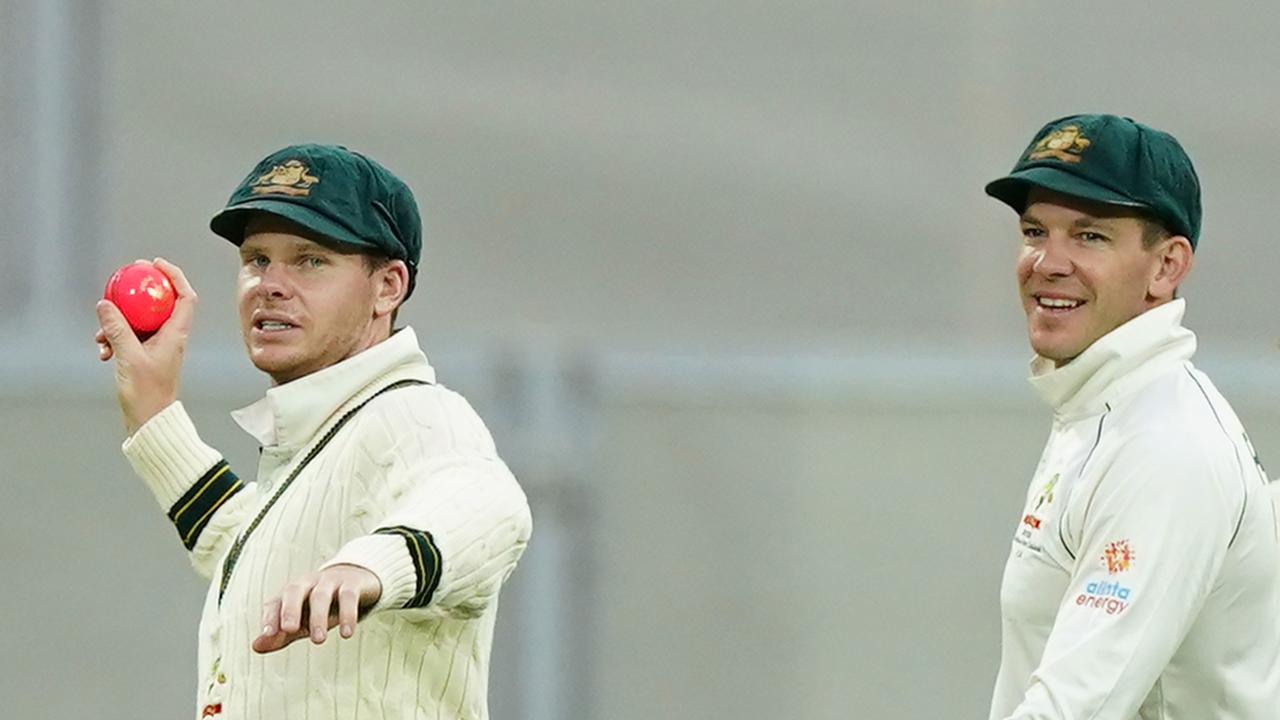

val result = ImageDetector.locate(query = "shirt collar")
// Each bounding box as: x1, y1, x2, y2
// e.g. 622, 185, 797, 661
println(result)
230, 326, 435, 449
1027, 299, 1196, 418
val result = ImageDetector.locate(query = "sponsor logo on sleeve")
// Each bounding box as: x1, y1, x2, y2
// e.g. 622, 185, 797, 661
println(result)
1075, 579, 1133, 615
1102, 539, 1135, 574
1074, 539, 1137, 615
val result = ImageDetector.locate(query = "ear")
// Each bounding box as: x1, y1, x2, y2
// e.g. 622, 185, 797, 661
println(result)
372, 260, 410, 319
1147, 236, 1194, 302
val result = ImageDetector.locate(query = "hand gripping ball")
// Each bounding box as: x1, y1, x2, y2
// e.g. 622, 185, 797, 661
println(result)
103, 261, 176, 336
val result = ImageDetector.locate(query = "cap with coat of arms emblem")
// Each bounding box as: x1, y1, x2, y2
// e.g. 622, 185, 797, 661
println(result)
985, 114, 1202, 248
210, 143, 423, 295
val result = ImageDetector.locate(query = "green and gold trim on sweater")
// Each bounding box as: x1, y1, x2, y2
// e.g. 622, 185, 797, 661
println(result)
374, 525, 443, 609
168, 460, 243, 550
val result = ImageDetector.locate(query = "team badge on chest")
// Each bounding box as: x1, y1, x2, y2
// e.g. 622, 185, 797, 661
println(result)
1017, 473, 1059, 544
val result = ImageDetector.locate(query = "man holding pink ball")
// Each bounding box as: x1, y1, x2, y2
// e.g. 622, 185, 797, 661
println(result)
95, 144, 531, 720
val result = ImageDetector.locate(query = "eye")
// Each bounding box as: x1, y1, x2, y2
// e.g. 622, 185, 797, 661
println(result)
1078, 231, 1109, 243
243, 253, 269, 267
1021, 226, 1045, 241
301, 255, 326, 269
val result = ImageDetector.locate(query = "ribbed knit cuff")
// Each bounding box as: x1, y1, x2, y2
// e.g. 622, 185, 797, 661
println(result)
320, 534, 421, 612
122, 401, 225, 512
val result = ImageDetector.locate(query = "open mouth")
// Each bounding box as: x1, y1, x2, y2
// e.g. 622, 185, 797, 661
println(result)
1033, 295, 1085, 314
254, 319, 298, 332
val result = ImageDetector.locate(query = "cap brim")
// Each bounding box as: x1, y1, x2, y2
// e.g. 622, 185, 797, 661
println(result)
984, 166, 1145, 214
209, 198, 376, 251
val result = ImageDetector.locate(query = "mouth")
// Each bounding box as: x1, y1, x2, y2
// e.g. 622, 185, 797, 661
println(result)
1031, 294, 1086, 316
251, 312, 300, 334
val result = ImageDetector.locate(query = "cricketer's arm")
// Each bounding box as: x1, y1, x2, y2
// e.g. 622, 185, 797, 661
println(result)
97, 258, 259, 578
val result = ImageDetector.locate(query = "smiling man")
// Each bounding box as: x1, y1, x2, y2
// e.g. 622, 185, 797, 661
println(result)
94, 144, 532, 719
984, 115, 1280, 719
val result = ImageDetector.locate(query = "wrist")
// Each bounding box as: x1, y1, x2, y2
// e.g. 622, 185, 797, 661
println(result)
124, 395, 178, 437
326, 563, 383, 606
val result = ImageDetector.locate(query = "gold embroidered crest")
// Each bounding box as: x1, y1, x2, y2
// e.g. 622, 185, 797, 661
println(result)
1027, 125, 1091, 163
250, 160, 320, 196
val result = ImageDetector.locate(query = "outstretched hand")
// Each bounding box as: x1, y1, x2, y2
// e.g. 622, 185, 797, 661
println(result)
253, 564, 382, 654
95, 257, 197, 434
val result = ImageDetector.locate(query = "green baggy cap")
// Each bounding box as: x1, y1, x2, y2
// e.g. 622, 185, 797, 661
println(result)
985, 114, 1202, 248
210, 143, 423, 293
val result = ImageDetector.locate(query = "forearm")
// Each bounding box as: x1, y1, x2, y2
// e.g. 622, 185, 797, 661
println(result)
321, 457, 531, 616
122, 401, 256, 577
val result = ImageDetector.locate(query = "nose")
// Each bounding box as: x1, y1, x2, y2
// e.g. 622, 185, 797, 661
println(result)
1029, 236, 1073, 277
257, 263, 295, 299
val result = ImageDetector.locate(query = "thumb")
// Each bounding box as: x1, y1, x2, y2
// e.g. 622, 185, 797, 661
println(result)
96, 299, 143, 356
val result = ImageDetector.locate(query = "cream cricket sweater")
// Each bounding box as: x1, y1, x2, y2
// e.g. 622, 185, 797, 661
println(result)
989, 300, 1280, 719
122, 328, 531, 719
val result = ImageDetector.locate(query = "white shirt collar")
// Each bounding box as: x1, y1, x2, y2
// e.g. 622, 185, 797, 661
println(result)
1027, 299, 1196, 418
230, 326, 436, 449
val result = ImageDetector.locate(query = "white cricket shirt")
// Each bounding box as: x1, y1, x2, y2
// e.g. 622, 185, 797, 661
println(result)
122, 327, 531, 719
990, 300, 1280, 719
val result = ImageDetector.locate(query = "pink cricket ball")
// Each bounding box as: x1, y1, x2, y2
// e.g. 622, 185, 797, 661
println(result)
104, 261, 176, 335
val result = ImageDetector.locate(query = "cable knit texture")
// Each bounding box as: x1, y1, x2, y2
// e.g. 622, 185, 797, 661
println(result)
124, 401, 226, 508
120, 328, 532, 720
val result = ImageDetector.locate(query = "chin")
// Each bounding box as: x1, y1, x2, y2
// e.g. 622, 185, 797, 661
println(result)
249, 350, 301, 379
1034, 350, 1073, 367
1029, 334, 1084, 365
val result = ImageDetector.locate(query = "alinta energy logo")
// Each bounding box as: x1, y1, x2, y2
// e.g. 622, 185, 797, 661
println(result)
1075, 539, 1136, 615
1103, 539, 1135, 574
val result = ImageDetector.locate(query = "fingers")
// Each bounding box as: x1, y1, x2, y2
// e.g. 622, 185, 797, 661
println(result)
309, 581, 337, 644
253, 596, 294, 654
152, 257, 197, 335
94, 327, 114, 360
261, 595, 282, 637
337, 584, 360, 639
253, 593, 311, 654
252, 567, 377, 654
253, 623, 305, 654
95, 299, 142, 357
154, 257, 195, 298
278, 577, 312, 635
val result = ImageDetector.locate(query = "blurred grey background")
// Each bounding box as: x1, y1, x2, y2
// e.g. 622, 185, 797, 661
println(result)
4, 1, 1280, 718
